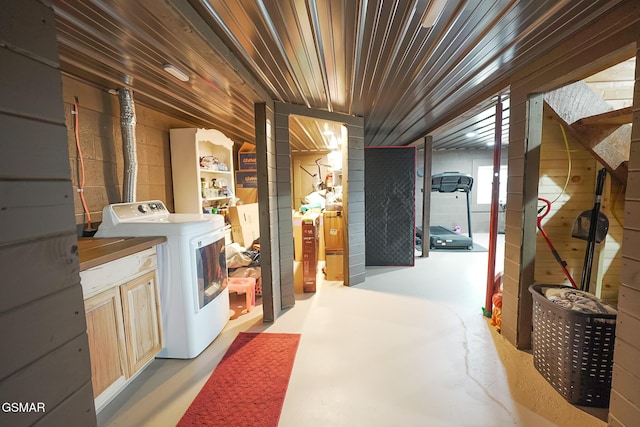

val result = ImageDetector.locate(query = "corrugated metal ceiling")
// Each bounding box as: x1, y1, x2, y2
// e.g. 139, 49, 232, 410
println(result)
52, 0, 626, 152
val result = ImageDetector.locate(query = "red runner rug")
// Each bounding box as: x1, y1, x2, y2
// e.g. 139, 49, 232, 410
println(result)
177, 332, 301, 427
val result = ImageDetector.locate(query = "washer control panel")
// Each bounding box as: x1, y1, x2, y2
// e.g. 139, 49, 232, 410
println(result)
108, 200, 169, 222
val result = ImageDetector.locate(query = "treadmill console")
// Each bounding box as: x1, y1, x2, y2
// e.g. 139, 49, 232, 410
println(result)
431, 172, 473, 193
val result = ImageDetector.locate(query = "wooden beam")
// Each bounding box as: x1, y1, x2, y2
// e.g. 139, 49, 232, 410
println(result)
575, 106, 633, 126
543, 82, 630, 184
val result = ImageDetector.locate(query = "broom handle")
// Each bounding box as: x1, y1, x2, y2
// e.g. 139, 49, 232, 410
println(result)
580, 168, 607, 291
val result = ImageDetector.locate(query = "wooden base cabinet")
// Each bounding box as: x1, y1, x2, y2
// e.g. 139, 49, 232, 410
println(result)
85, 288, 127, 399
120, 271, 163, 375
81, 247, 163, 412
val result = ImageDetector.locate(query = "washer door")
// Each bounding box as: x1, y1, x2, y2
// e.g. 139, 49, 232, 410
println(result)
192, 230, 227, 311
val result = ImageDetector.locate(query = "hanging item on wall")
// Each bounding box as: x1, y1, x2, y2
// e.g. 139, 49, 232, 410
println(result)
364, 147, 416, 266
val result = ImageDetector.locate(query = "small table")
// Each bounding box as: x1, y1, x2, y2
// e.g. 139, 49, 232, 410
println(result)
227, 277, 256, 312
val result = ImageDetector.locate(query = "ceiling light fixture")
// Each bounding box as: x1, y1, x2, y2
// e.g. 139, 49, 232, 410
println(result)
421, 0, 447, 29
486, 141, 495, 146
163, 64, 190, 82
465, 132, 477, 138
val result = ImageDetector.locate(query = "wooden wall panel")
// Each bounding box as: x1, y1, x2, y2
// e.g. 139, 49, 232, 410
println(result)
0, 181, 76, 245
613, 337, 640, 379
33, 382, 96, 427
621, 256, 640, 290
0, 335, 92, 426
617, 311, 640, 344
0, 0, 60, 64
502, 87, 528, 346
0, 49, 64, 122
598, 178, 625, 300
535, 110, 598, 289
0, 234, 79, 313
0, 2, 96, 424
622, 229, 640, 261
273, 105, 294, 311
610, 390, 640, 427
421, 136, 433, 257
255, 102, 276, 321
609, 44, 640, 426
0, 285, 87, 379
346, 122, 366, 285
0, 115, 70, 180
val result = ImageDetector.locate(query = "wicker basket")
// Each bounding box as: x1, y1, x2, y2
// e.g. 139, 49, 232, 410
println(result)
529, 284, 616, 407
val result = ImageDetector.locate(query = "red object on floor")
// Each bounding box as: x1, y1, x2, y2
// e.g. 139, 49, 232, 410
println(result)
177, 332, 301, 427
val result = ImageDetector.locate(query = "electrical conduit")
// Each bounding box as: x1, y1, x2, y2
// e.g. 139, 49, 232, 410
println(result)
73, 97, 93, 231
118, 87, 138, 203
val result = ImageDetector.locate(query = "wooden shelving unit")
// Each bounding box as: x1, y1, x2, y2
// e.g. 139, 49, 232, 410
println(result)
170, 128, 235, 213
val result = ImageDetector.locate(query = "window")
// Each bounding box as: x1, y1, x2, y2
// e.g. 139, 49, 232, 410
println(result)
476, 165, 507, 205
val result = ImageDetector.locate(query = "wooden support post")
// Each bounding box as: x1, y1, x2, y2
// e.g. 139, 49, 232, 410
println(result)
421, 136, 433, 257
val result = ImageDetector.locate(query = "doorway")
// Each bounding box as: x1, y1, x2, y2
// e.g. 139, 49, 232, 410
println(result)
290, 115, 347, 294
255, 101, 365, 321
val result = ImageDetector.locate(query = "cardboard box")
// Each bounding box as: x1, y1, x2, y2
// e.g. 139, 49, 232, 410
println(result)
238, 142, 256, 170
236, 187, 258, 204
293, 211, 325, 261
325, 250, 344, 281
238, 152, 257, 170
293, 211, 303, 261
229, 203, 260, 247
302, 213, 320, 292
323, 210, 343, 249
293, 260, 303, 294
236, 170, 258, 188
317, 213, 325, 261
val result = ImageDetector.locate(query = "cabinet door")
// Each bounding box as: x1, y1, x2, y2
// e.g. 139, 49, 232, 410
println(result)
85, 288, 127, 398
120, 271, 163, 375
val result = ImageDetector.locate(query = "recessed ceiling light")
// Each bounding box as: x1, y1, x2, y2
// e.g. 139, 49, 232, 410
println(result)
163, 64, 189, 82
421, 0, 447, 29
486, 141, 495, 146
465, 132, 477, 138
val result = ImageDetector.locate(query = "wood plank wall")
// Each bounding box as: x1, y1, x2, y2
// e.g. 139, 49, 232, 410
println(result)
600, 178, 626, 302
501, 2, 640, 359
255, 102, 277, 321
273, 103, 295, 312
502, 88, 538, 348
609, 45, 640, 426
0, 1, 96, 425
62, 76, 185, 227
536, 110, 624, 303
345, 122, 366, 286
536, 110, 597, 288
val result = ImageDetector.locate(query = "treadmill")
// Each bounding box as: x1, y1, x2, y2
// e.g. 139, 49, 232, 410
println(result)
429, 172, 474, 249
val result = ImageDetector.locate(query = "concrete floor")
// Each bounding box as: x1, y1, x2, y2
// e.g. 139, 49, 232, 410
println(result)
98, 234, 608, 426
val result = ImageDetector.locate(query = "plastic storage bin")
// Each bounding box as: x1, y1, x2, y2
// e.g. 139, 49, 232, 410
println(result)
529, 284, 616, 407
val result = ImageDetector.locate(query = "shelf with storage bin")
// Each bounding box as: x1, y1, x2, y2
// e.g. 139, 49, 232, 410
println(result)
199, 169, 233, 174
170, 128, 236, 214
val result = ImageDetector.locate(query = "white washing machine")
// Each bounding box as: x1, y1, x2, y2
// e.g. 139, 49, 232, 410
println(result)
95, 200, 229, 359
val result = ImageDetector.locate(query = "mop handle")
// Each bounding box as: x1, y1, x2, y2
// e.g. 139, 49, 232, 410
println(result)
580, 168, 607, 291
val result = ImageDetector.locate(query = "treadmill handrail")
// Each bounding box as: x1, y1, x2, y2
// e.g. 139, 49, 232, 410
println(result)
431, 172, 473, 193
